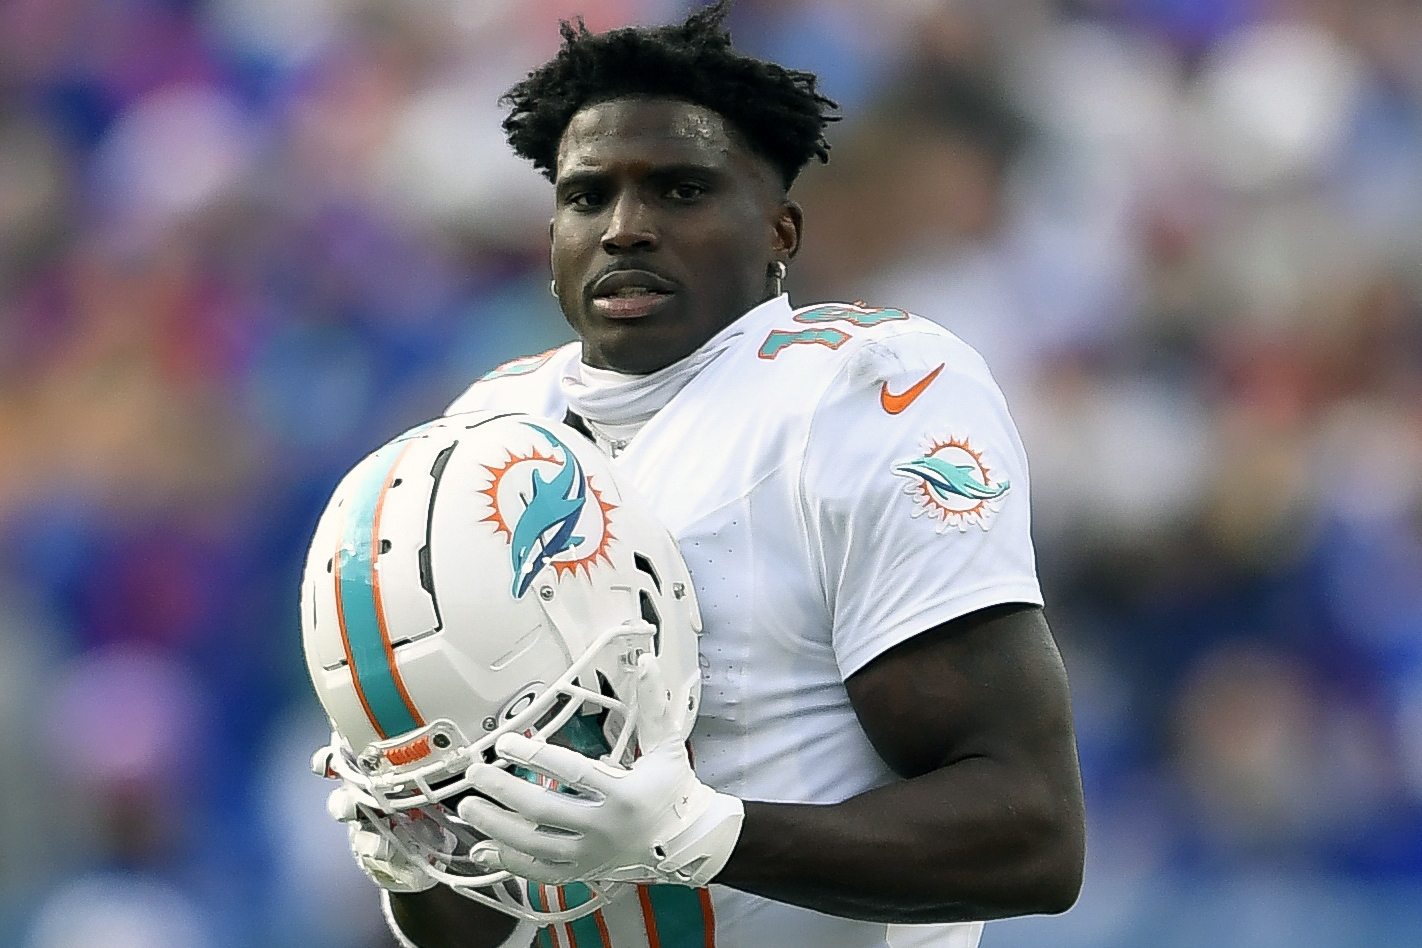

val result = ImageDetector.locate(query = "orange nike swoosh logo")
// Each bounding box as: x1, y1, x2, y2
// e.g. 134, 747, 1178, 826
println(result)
881, 363, 945, 414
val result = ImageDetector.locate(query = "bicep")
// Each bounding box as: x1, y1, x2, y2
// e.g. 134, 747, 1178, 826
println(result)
845, 603, 1078, 784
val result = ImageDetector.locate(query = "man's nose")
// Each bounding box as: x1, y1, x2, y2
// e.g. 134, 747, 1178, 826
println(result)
601, 194, 657, 253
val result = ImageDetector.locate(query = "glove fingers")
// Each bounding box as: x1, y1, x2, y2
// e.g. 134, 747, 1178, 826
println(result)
494, 733, 603, 790
493, 846, 581, 886
466, 761, 600, 821
457, 796, 582, 867
632, 653, 682, 749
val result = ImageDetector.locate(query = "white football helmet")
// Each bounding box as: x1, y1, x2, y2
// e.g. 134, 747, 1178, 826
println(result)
302, 410, 702, 922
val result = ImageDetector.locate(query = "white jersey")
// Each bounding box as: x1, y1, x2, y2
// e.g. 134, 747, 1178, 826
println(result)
446, 295, 1041, 948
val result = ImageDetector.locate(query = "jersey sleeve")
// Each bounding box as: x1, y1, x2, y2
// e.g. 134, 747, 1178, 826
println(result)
798, 330, 1042, 679
444, 344, 578, 418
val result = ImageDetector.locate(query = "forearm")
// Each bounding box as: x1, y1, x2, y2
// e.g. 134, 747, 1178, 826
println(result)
714, 756, 1085, 924
387, 887, 532, 948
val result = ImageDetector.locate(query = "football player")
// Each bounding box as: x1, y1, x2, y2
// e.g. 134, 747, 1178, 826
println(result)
323, 2, 1086, 947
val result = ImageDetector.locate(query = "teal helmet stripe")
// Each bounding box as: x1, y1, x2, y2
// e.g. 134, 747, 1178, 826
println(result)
335, 438, 424, 739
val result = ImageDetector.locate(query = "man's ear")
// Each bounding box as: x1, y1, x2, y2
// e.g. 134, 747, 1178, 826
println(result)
773, 200, 804, 260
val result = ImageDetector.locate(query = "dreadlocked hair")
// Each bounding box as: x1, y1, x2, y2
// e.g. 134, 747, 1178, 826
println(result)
502, 0, 838, 189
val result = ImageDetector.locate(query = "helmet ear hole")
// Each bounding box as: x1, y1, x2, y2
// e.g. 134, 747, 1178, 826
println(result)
633, 552, 661, 592
639, 590, 662, 655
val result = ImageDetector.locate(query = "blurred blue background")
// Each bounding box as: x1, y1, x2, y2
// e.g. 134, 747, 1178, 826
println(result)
1, 1, 1420, 946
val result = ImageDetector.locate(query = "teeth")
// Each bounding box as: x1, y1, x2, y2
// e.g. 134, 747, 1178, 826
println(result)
612, 287, 656, 297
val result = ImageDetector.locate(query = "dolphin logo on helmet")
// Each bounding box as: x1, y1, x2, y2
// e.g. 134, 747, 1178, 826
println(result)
508, 424, 588, 598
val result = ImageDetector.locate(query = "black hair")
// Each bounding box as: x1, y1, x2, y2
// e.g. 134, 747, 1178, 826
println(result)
501, 0, 838, 189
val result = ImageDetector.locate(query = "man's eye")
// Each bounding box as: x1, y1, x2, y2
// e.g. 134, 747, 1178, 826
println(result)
668, 183, 705, 201
567, 191, 603, 209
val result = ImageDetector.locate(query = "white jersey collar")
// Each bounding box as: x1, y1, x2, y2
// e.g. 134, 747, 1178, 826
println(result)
561, 294, 791, 429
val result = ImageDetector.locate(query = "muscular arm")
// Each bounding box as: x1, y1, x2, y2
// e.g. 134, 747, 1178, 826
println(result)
713, 602, 1085, 924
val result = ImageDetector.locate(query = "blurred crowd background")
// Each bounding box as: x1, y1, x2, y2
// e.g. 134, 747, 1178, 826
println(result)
1, 0, 1420, 946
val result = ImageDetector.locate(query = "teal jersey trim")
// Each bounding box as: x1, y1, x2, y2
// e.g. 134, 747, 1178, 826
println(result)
530, 883, 606, 947
336, 439, 421, 738
532, 883, 710, 948
794, 303, 910, 326
757, 327, 851, 360
531, 886, 555, 948
645, 884, 710, 947
563, 885, 605, 947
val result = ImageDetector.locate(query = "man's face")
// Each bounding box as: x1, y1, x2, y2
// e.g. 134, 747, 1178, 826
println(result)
550, 97, 801, 374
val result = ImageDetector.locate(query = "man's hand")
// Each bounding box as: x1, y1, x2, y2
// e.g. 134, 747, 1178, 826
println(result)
327, 784, 447, 893
457, 654, 742, 887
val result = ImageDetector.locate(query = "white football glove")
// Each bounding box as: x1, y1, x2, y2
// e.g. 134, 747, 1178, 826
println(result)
327, 784, 447, 893
457, 653, 743, 888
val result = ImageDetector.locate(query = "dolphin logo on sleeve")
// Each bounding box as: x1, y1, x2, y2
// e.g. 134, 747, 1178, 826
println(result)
892, 435, 1011, 532
893, 456, 1009, 502
509, 425, 588, 597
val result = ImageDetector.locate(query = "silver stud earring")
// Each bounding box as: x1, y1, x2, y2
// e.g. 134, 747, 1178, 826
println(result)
770, 261, 787, 296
